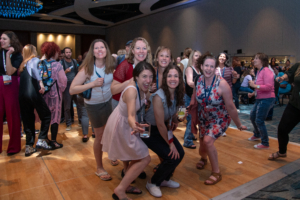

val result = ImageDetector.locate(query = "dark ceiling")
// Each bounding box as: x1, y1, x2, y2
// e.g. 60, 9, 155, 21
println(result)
0, 0, 193, 26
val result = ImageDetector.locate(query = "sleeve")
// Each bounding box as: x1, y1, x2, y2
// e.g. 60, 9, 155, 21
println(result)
149, 89, 165, 105
31, 58, 41, 81
113, 61, 129, 83
259, 69, 274, 91
285, 63, 300, 83
11, 53, 23, 69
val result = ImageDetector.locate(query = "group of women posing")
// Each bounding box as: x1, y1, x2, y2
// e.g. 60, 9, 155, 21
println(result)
69, 36, 248, 200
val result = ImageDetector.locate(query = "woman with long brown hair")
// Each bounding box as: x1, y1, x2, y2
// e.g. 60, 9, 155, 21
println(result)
143, 65, 185, 197
0, 31, 23, 155
19, 44, 51, 156
70, 39, 115, 181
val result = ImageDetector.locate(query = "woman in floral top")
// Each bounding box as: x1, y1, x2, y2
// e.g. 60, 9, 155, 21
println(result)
190, 53, 247, 185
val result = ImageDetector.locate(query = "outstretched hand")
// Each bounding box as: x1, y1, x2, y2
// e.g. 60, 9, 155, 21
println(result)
131, 121, 149, 135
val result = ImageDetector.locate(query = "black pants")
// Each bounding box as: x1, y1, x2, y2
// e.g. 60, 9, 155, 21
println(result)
142, 125, 185, 186
278, 103, 300, 154
19, 69, 51, 146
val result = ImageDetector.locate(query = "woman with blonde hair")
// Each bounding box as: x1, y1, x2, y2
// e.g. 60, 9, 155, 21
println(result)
19, 44, 51, 156
149, 46, 172, 92
184, 50, 201, 149
70, 39, 115, 181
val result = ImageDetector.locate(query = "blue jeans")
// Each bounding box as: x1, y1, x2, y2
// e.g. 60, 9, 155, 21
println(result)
250, 98, 275, 146
232, 82, 241, 109
183, 94, 195, 147
239, 87, 253, 93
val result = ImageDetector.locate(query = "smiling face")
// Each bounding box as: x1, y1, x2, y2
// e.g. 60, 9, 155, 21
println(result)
132, 40, 147, 64
93, 42, 107, 59
157, 49, 171, 69
201, 58, 216, 78
218, 53, 227, 64
0, 34, 10, 49
135, 69, 153, 92
166, 69, 179, 89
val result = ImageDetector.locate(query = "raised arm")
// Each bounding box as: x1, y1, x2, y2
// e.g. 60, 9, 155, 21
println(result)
69, 69, 94, 95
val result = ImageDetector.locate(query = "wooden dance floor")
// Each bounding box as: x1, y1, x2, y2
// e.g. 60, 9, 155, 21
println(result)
1, 121, 300, 200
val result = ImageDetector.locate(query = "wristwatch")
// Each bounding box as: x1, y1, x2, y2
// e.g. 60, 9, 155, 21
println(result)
256, 85, 260, 89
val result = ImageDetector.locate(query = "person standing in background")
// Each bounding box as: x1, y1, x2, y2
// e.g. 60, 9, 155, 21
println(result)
181, 47, 192, 82
60, 47, 80, 131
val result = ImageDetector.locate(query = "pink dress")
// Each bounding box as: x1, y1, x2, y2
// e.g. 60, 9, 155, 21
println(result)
102, 86, 149, 161
43, 62, 67, 125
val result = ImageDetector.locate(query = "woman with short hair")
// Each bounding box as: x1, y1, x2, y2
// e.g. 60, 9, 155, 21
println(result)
248, 53, 275, 149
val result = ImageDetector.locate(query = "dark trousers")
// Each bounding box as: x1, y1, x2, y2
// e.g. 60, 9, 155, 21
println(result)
0, 76, 21, 154
278, 103, 300, 154
142, 125, 185, 186
232, 82, 241, 109
20, 93, 51, 146
63, 82, 79, 126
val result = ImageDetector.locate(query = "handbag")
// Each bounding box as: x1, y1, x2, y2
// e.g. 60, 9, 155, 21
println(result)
79, 85, 92, 99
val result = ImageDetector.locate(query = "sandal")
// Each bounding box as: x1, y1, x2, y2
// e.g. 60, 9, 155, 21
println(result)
125, 185, 142, 194
110, 160, 119, 166
268, 151, 287, 160
95, 171, 112, 181
112, 193, 131, 200
204, 172, 222, 185
196, 158, 207, 169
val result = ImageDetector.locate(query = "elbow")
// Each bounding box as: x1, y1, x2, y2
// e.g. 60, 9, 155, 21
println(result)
69, 88, 74, 95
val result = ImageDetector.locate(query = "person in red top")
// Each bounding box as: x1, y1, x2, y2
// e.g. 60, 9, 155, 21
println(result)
111, 37, 152, 109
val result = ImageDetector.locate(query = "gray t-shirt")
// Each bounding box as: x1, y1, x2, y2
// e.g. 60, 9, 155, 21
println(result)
61, 59, 78, 83
145, 89, 177, 126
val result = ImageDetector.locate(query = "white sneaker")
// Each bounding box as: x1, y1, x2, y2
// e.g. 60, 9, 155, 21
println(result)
146, 182, 162, 197
66, 126, 72, 131
237, 109, 240, 113
222, 132, 227, 137
160, 180, 180, 188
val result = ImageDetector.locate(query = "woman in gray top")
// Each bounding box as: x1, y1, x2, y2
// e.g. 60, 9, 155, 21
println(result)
19, 44, 52, 156
143, 65, 185, 198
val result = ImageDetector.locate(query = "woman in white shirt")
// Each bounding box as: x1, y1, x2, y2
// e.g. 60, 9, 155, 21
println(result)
70, 39, 115, 181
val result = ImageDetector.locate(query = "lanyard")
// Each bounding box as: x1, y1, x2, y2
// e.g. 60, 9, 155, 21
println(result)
203, 75, 216, 104
2, 51, 11, 72
156, 69, 159, 90
255, 67, 264, 84
135, 81, 145, 122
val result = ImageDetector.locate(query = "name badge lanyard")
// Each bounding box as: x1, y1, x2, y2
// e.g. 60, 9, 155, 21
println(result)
135, 81, 145, 122
2, 51, 12, 85
203, 75, 216, 106
94, 63, 105, 98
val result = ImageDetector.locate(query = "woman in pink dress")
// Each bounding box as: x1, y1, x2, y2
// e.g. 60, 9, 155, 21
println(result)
102, 61, 155, 200
41, 42, 67, 149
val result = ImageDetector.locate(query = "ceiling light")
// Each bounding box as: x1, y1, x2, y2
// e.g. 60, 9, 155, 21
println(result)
0, 0, 43, 18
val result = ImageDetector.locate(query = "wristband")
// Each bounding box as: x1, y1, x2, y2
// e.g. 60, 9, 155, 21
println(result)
169, 138, 174, 144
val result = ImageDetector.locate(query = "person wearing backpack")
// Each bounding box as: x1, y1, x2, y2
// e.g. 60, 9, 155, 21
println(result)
61, 47, 80, 131
19, 44, 52, 156
41, 42, 67, 149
